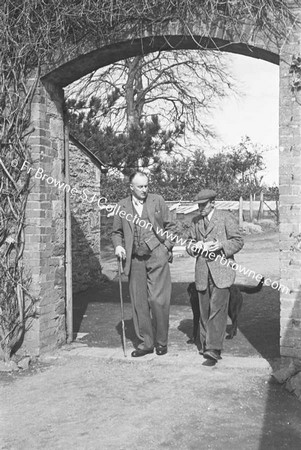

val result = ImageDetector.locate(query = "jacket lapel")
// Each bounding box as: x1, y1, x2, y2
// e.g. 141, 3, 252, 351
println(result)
198, 217, 205, 237
205, 209, 218, 235
145, 195, 156, 226
123, 196, 134, 232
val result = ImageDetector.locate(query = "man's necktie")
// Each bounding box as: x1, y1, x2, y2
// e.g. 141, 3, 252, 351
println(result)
203, 216, 210, 230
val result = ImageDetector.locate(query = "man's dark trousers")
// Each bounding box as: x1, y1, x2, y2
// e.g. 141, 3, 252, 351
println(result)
129, 244, 171, 350
197, 273, 230, 351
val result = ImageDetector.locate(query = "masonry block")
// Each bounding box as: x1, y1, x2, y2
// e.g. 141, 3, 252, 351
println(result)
18, 6, 301, 360
281, 347, 301, 358
69, 143, 102, 293
22, 79, 67, 356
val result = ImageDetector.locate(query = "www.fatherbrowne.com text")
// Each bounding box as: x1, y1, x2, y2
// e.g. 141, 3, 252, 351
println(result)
16, 159, 288, 294
112, 204, 289, 295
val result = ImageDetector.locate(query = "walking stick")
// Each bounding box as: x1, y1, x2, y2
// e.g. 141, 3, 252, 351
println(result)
118, 257, 127, 357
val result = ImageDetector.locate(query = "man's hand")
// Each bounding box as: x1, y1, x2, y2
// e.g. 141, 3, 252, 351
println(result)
115, 245, 126, 259
208, 239, 223, 252
194, 241, 204, 250
163, 245, 173, 263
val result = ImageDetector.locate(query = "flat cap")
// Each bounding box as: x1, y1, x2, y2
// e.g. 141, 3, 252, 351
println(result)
194, 189, 217, 203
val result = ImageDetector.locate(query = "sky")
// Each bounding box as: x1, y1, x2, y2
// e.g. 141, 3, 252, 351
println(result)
209, 53, 279, 185
68, 50, 280, 185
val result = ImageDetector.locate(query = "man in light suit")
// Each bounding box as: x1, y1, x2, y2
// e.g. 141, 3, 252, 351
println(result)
186, 189, 244, 363
111, 172, 175, 357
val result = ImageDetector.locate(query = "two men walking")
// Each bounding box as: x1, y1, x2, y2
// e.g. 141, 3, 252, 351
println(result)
112, 176, 243, 362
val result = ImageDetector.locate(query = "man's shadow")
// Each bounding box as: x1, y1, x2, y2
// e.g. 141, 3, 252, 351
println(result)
115, 318, 140, 348
178, 318, 240, 348
178, 318, 203, 352
178, 318, 193, 341
177, 284, 280, 363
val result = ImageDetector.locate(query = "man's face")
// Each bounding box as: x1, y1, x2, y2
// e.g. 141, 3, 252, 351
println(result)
198, 200, 214, 217
130, 174, 149, 201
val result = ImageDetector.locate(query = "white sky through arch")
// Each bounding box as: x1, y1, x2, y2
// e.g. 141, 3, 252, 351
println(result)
210, 54, 279, 185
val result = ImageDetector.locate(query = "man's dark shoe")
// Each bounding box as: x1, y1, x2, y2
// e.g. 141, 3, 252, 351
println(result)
156, 345, 168, 356
199, 344, 206, 355
203, 349, 222, 361
216, 350, 222, 359
131, 348, 154, 358
202, 359, 217, 367
198, 341, 206, 355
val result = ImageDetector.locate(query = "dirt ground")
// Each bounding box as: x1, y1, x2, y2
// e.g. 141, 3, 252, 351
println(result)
2, 230, 301, 449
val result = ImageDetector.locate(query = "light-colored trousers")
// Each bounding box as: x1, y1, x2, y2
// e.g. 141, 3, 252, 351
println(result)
198, 272, 230, 351
129, 244, 171, 349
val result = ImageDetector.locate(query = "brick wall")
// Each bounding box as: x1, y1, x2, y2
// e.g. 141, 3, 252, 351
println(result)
23, 79, 66, 355
20, 11, 301, 358
279, 12, 301, 358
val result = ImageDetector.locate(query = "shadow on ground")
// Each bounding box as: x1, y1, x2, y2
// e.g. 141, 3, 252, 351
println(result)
71, 278, 301, 449
73, 280, 280, 364
258, 286, 301, 449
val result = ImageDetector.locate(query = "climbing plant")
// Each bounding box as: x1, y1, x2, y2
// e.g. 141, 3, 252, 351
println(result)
0, 0, 298, 361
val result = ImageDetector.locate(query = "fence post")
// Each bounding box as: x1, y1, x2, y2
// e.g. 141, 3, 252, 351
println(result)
257, 190, 264, 221
276, 199, 279, 224
239, 196, 243, 228
249, 192, 253, 222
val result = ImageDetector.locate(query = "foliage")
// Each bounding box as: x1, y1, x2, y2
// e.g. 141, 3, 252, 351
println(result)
0, 59, 37, 361
209, 136, 266, 198
147, 137, 269, 201
1, 0, 297, 68
67, 49, 233, 172
96, 137, 273, 201
0, 0, 297, 359
264, 185, 279, 201
67, 97, 175, 175
289, 55, 301, 92
100, 173, 129, 202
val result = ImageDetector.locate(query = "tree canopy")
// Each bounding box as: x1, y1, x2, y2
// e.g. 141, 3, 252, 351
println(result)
150, 137, 269, 200
67, 49, 234, 175
96, 137, 278, 202
0, 0, 295, 360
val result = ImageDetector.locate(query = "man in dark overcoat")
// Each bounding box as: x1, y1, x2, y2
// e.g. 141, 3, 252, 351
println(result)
111, 172, 175, 357
186, 189, 244, 363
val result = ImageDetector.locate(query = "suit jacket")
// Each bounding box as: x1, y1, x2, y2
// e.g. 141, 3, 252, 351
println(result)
186, 209, 244, 290
111, 193, 176, 276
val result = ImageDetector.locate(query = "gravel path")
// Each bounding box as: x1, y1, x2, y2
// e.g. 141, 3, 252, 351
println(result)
2, 231, 301, 450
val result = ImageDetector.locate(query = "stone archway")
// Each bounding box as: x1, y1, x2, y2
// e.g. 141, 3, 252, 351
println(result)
24, 14, 301, 359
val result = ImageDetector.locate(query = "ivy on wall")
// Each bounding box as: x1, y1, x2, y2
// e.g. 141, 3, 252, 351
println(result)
290, 55, 301, 92
0, 0, 298, 361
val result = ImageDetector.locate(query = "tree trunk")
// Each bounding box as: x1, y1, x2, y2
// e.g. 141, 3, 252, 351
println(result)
124, 56, 143, 131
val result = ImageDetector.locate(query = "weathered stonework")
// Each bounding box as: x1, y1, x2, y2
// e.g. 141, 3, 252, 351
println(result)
69, 144, 103, 293
21, 8, 301, 362
23, 80, 66, 355
279, 13, 301, 359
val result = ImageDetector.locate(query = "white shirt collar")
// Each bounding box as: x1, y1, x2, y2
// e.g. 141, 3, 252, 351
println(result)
207, 208, 214, 221
132, 196, 144, 206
